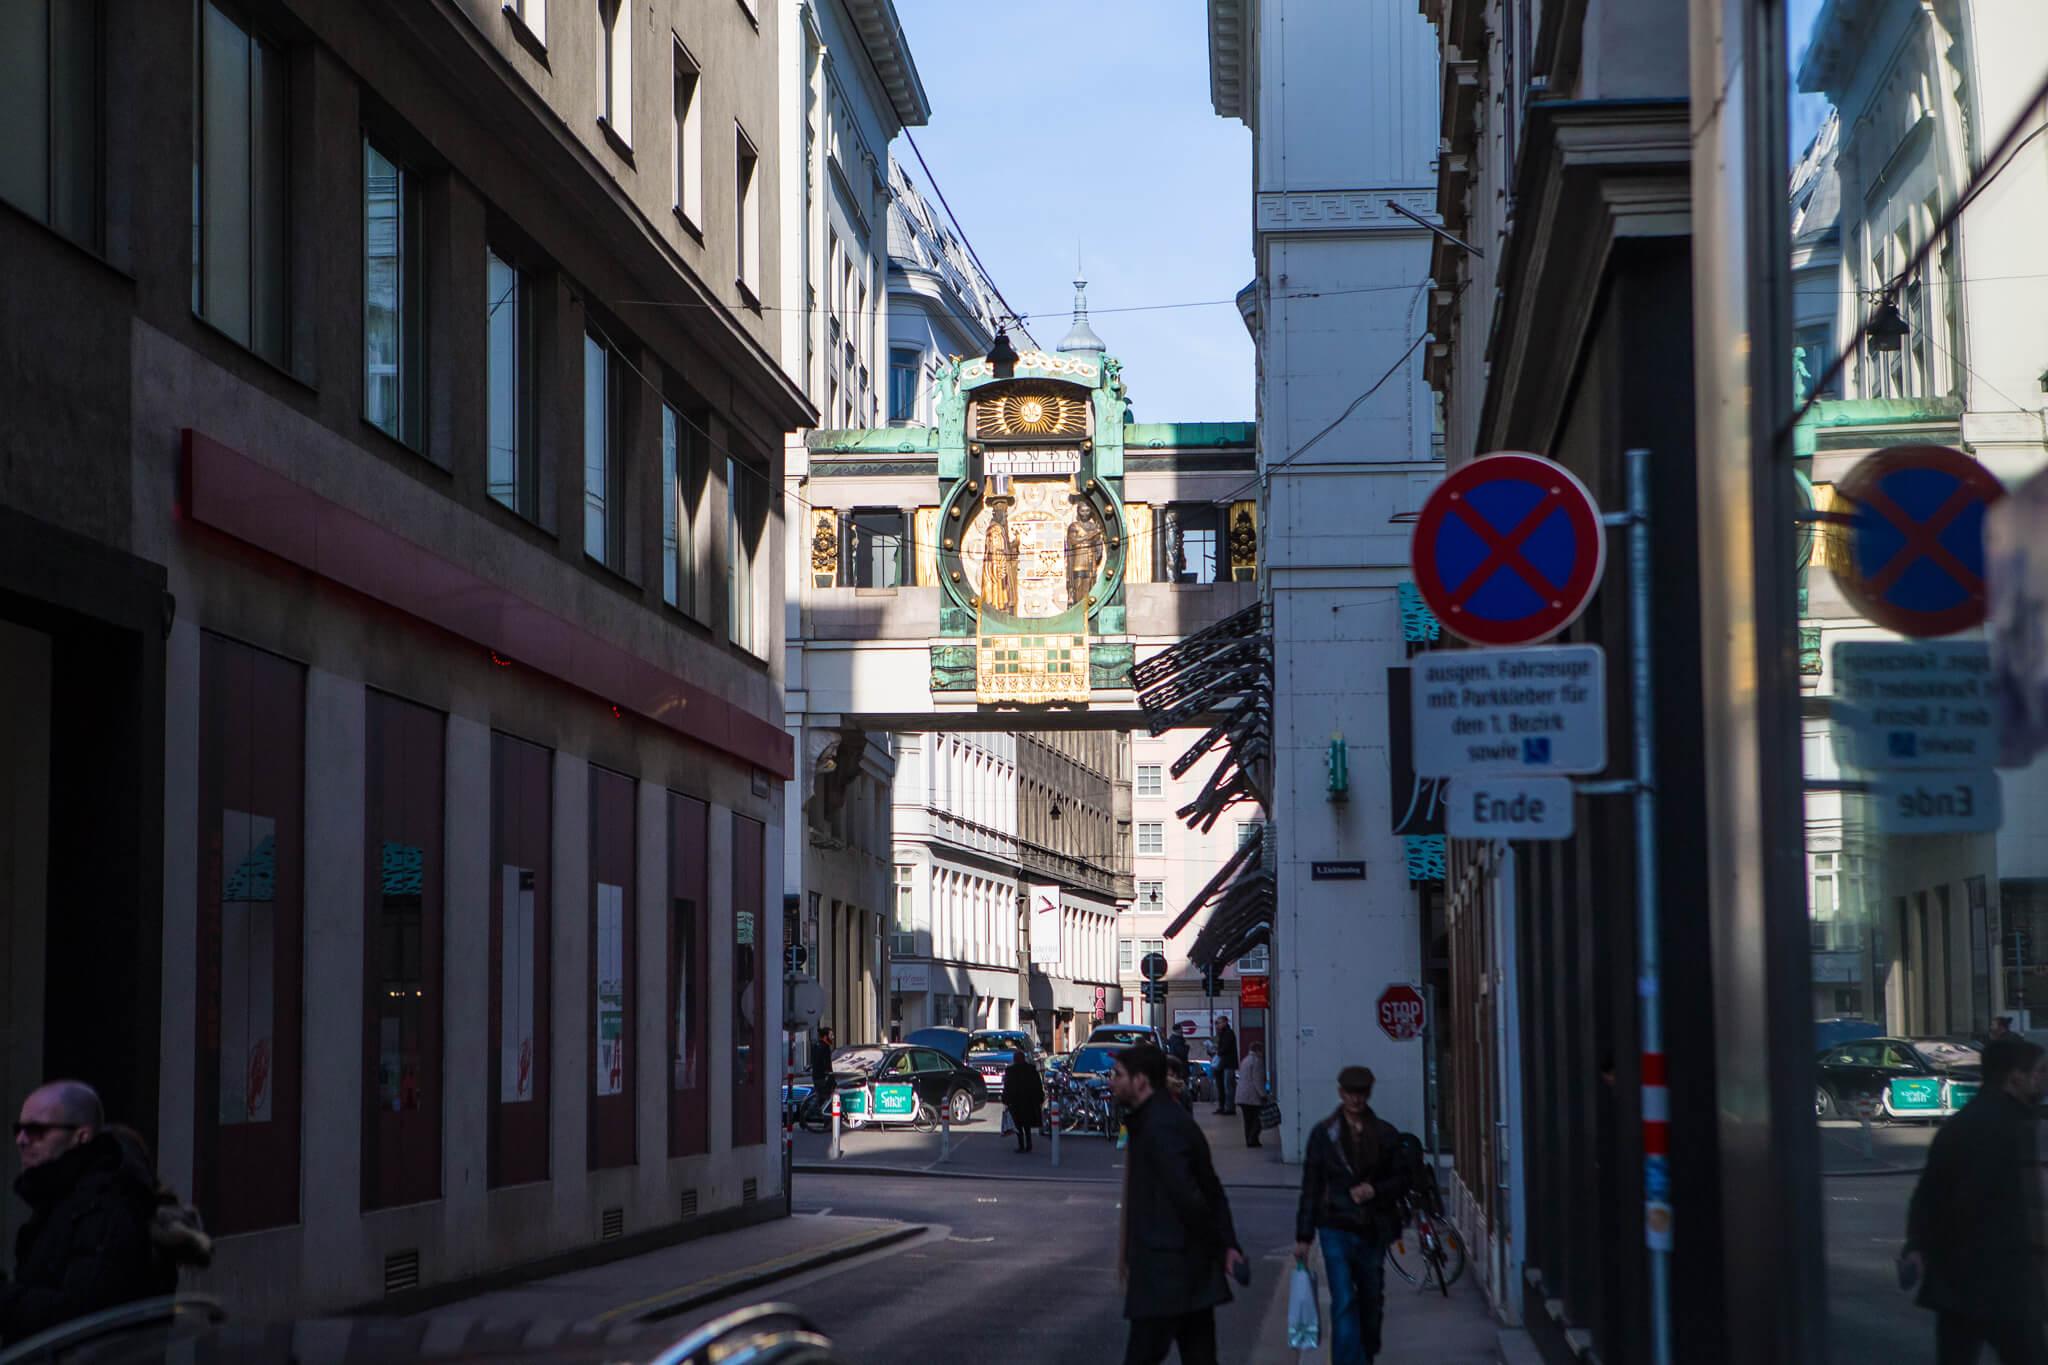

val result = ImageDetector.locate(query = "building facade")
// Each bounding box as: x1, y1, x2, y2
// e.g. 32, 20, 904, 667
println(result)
775, 0, 929, 1056
1, 0, 802, 1316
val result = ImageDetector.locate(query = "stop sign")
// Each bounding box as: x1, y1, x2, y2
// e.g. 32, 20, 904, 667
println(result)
1377, 984, 1426, 1041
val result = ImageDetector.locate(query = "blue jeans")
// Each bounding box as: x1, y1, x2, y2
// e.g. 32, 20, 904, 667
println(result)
1319, 1226, 1386, 1365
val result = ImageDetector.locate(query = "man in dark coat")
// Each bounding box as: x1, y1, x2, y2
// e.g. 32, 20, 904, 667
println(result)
1295, 1066, 1414, 1365
1904, 1034, 2048, 1364
1002, 1051, 1044, 1153
4, 1081, 163, 1346
808, 1027, 836, 1116
1212, 1020, 1240, 1116
1110, 1044, 1245, 1365
1165, 1027, 1190, 1065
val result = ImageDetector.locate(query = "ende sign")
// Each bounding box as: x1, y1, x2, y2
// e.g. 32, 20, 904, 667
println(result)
1411, 645, 1608, 777
1445, 776, 1575, 840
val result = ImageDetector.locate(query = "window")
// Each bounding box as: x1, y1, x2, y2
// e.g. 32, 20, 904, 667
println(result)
1137, 822, 1164, 856
364, 139, 425, 446
669, 792, 709, 1158
727, 457, 765, 652
732, 814, 766, 1147
1160, 504, 1221, 584
1136, 764, 1163, 798
490, 733, 552, 1187
505, 0, 546, 44
889, 349, 920, 423
662, 404, 705, 614
196, 635, 305, 1235
486, 248, 538, 519
596, 0, 630, 145
1119, 938, 1134, 972
892, 865, 916, 956
1237, 943, 1269, 975
363, 692, 445, 1210
0, 0, 98, 245
847, 509, 906, 588
589, 768, 637, 1169
1138, 880, 1165, 911
1811, 851, 1837, 918
583, 334, 626, 568
1237, 820, 1261, 849
671, 40, 701, 227
1141, 938, 1165, 961
734, 125, 760, 303
194, 0, 289, 365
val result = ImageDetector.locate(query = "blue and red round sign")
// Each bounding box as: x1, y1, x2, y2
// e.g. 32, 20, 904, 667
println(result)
1834, 444, 2004, 638
1410, 452, 1606, 646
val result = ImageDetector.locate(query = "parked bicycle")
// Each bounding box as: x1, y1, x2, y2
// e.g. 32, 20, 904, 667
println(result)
1387, 1153, 1466, 1293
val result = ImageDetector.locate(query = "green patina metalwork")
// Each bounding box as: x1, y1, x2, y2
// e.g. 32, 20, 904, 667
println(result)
1122, 421, 1256, 450
930, 643, 976, 692
1090, 643, 1135, 690
807, 427, 941, 454
1791, 395, 1965, 456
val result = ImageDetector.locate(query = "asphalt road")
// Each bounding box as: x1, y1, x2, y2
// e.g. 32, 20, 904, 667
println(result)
1825, 1171, 1929, 1363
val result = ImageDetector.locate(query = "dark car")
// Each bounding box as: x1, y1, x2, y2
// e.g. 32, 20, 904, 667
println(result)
966, 1029, 1040, 1096
1815, 1036, 1981, 1119
904, 1025, 974, 1061
831, 1042, 989, 1123
1086, 1023, 1162, 1049
1065, 1042, 1129, 1078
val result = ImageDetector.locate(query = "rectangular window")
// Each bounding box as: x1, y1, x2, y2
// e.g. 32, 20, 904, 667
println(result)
364, 139, 425, 446
1137, 822, 1164, 856
1138, 880, 1164, 911
1237, 820, 1260, 849
486, 248, 538, 518
728, 457, 764, 652
1238, 943, 1269, 975
490, 732, 552, 1187
194, 0, 289, 364
1160, 504, 1222, 584
589, 767, 636, 1169
362, 691, 444, 1211
847, 509, 906, 588
506, 0, 546, 44
669, 792, 709, 1157
583, 333, 625, 568
195, 634, 305, 1235
1136, 764, 1163, 798
672, 40, 701, 227
662, 404, 705, 614
732, 813, 767, 1148
1141, 938, 1165, 960
892, 864, 916, 956
889, 349, 920, 423
596, 0, 630, 145
0, 0, 99, 245
735, 125, 760, 303
1119, 938, 1134, 972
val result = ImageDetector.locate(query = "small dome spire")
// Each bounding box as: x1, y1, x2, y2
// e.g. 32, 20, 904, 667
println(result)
1057, 273, 1105, 356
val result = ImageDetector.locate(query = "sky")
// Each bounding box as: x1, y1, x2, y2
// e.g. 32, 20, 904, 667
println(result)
1786, 0, 1835, 156
890, 0, 1255, 423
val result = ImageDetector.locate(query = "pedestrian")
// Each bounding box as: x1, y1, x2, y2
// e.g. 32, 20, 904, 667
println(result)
1902, 1034, 2048, 1364
1166, 1027, 1190, 1065
1110, 1044, 1246, 1365
1003, 1049, 1044, 1154
1212, 1019, 1239, 1116
1989, 1016, 2015, 1043
1236, 1043, 1267, 1148
1166, 1057, 1194, 1112
1294, 1066, 1413, 1365
809, 1026, 836, 1109
3, 1081, 164, 1346
99, 1126, 212, 1291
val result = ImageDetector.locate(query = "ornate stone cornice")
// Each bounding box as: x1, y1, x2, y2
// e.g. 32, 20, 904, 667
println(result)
1254, 189, 1438, 234
1207, 0, 1251, 124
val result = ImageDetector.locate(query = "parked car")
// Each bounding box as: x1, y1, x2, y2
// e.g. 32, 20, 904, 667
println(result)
1814, 1015, 1886, 1054
1086, 1023, 1163, 1049
1065, 1042, 1130, 1079
966, 1029, 1040, 1096
830, 1042, 989, 1123
904, 1025, 974, 1061
1816, 1036, 1981, 1120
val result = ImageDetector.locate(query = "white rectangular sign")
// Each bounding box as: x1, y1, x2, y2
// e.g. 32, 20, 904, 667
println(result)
1871, 772, 2002, 835
1411, 645, 1607, 777
1029, 883, 1061, 965
1445, 776, 1576, 840
1831, 641, 1998, 771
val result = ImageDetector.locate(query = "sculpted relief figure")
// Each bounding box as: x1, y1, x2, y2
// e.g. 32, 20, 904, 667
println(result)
1065, 499, 1105, 608
980, 510, 1019, 614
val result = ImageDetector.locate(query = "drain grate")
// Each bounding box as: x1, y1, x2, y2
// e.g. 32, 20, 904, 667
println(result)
384, 1249, 421, 1295
680, 1188, 699, 1219
600, 1207, 625, 1241
741, 1178, 758, 1205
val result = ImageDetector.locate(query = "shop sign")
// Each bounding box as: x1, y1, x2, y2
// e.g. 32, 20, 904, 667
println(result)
1029, 884, 1061, 965
1871, 771, 2002, 835
1239, 975, 1270, 1009
892, 963, 930, 993
1887, 1076, 1943, 1114
1830, 641, 1997, 771
1444, 776, 1575, 840
841, 1083, 919, 1120
1410, 645, 1607, 777
1409, 451, 1607, 646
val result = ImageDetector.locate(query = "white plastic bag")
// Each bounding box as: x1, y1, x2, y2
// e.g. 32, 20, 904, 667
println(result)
1001, 1109, 1015, 1135
1287, 1258, 1321, 1350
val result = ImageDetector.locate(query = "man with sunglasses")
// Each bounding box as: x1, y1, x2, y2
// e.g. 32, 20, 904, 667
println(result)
4, 1081, 162, 1346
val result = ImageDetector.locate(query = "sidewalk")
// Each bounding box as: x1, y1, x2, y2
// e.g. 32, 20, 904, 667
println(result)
417, 1213, 923, 1327
1819, 1118, 1935, 1176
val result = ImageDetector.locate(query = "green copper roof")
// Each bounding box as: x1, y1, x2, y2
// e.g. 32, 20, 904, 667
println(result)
808, 427, 941, 454
1122, 422, 1255, 450
1792, 395, 1963, 456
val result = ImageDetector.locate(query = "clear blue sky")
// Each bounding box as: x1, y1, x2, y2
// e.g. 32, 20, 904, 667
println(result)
892, 0, 1255, 423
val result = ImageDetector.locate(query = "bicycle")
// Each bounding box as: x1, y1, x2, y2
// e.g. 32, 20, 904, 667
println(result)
1387, 1190, 1467, 1294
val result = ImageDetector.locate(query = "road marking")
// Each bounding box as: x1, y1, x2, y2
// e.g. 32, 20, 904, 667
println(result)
947, 1236, 996, 1243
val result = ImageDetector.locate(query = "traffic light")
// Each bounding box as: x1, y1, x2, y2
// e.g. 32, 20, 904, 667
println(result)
1200, 959, 1219, 996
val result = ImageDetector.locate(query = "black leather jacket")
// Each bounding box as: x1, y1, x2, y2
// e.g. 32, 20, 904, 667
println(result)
1295, 1110, 1413, 1244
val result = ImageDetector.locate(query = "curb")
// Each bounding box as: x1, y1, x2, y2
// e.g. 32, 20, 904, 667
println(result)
794, 1161, 1301, 1190
591, 1222, 928, 1325
1822, 1164, 1924, 1177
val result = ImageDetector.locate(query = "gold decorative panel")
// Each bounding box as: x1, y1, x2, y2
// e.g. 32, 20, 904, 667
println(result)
1228, 501, 1259, 582
973, 387, 1090, 440
1124, 503, 1154, 584
960, 479, 1107, 619
976, 629, 1091, 705
913, 506, 940, 587
810, 509, 840, 588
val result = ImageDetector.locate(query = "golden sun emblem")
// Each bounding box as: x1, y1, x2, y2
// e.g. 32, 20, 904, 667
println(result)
984, 390, 1085, 437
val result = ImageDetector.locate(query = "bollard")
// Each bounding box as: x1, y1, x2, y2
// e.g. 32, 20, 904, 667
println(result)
829, 1090, 842, 1162
940, 1106, 951, 1161
1050, 1102, 1061, 1168
1858, 1096, 1876, 1160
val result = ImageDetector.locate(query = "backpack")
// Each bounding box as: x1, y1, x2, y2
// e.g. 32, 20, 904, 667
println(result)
1394, 1131, 1442, 1217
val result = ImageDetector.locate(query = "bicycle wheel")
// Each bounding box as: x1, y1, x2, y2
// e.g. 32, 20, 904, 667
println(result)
1426, 1220, 1468, 1289
1387, 1218, 1429, 1285
910, 1101, 937, 1133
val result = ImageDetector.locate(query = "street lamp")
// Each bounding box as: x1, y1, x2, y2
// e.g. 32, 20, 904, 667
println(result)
986, 326, 1019, 379
1865, 293, 1910, 354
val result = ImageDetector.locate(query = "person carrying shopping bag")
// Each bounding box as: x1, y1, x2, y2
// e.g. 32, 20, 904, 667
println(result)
1293, 1066, 1413, 1365
1235, 1042, 1268, 1147
1002, 1049, 1044, 1154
